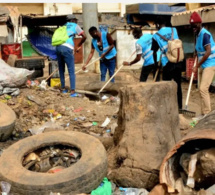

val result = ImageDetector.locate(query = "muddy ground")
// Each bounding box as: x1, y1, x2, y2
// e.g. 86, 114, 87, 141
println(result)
0, 69, 215, 184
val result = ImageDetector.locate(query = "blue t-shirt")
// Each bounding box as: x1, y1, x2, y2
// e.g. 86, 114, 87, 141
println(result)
203, 33, 210, 47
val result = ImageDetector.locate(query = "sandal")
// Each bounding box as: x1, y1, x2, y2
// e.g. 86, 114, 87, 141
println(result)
62, 89, 68, 94
70, 93, 81, 97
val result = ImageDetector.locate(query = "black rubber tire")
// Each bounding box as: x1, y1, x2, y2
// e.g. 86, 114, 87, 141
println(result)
0, 131, 108, 195
0, 102, 16, 141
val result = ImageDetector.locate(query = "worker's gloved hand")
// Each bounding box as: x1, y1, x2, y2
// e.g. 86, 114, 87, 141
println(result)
123, 61, 130, 66
82, 64, 87, 71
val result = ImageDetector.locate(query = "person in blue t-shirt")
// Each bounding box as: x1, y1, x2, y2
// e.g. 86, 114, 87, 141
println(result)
82, 26, 117, 83
123, 27, 159, 82
190, 12, 215, 120
56, 14, 86, 97
151, 16, 183, 110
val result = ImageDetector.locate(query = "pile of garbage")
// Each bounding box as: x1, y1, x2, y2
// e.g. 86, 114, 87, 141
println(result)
22, 145, 81, 173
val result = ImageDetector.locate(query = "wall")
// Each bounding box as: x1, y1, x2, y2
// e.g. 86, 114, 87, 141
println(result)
43, 3, 73, 16
72, 3, 125, 16
0, 3, 43, 15
113, 28, 158, 69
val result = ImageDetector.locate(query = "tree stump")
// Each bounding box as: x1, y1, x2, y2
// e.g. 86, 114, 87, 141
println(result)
109, 81, 181, 190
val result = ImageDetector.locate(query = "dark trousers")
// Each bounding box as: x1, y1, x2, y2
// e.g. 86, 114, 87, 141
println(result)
100, 58, 116, 83
163, 62, 183, 109
140, 64, 159, 82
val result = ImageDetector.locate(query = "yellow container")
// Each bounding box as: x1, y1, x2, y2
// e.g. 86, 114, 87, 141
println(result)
50, 78, 61, 87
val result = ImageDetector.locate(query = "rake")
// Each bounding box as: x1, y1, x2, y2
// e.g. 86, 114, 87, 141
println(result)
179, 57, 197, 117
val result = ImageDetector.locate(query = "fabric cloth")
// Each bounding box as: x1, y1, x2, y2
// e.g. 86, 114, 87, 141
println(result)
162, 61, 183, 109
189, 12, 202, 24
196, 27, 215, 69
139, 64, 159, 82
56, 45, 75, 90
199, 66, 215, 114
100, 58, 116, 83
152, 27, 179, 66
203, 33, 211, 47
92, 31, 117, 60
136, 34, 154, 66
62, 22, 83, 50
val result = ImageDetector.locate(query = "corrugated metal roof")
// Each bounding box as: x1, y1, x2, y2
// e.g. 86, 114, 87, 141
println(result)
171, 4, 215, 26
126, 3, 185, 15
173, 4, 215, 16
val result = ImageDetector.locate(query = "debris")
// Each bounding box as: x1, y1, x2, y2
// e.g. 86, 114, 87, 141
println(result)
27, 95, 45, 106
47, 166, 65, 173
0, 58, 34, 87
1, 181, 11, 195
23, 145, 81, 173
111, 123, 118, 134
92, 122, 98, 126
101, 95, 109, 101
101, 117, 111, 127
206, 184, 215, 194
115, 187, 149, 195
28, 121, 63, 135
4, 95, 11, 100
23, 153, 40, 165
91, 177, 112, 195
187, 153, 198, 188
83, 122, 93, 128
74, 107, 83, 112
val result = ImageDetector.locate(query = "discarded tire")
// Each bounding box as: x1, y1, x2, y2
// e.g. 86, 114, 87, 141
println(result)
0, 131, 108, 195
0, 102, 16, 141
160, 110, 215, 193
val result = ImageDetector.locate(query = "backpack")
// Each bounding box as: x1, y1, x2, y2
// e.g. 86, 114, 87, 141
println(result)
52, 26, 70, 46
156, 28, 184, 63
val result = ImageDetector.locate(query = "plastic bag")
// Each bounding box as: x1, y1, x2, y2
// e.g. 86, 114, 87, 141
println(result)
0, 59, 34, 87
1, 181, 11, 195
29, 121, 63, 135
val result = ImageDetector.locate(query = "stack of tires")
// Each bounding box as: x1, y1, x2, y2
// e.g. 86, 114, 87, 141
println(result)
15, 57, 45, 79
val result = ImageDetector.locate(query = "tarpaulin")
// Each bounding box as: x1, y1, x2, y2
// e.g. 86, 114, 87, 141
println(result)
27, 27, 57, 60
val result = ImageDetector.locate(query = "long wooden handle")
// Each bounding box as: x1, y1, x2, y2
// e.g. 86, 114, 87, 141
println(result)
75, 57, 101, 74
97, 51, 136, 94
184, 57, 198, 109
55, 57, 101, 87
153, 53, 162, 82
46, 68, 59, 81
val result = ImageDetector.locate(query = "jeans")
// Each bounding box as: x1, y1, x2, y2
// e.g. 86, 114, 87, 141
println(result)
163, 61, 183, 109
100, 58, 116, 83
140, 64, 159, 82
199, 66, 215, 114
56, 45, 75, 90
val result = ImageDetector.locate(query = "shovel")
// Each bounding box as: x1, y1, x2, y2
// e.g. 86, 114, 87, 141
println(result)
39, 68, 59, 90
97, 50, 136, 95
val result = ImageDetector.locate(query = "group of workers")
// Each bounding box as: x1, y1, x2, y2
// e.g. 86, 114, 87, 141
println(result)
55, 12, 215, 119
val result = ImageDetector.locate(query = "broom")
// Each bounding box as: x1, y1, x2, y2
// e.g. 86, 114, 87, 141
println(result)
179, 57, 197, 117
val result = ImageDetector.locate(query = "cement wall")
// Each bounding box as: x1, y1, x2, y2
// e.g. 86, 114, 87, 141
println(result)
113, 29, 158, 69
44, 3, 73, 16
0, 3, 43, 15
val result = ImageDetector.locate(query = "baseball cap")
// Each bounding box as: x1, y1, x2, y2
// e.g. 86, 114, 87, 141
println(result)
66, 14, 77, 21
